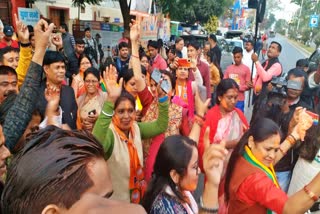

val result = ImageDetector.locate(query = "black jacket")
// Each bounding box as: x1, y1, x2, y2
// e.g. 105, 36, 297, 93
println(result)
37, 82, 78, 129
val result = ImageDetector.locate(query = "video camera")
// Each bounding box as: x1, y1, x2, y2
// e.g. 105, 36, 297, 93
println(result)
267, 76, 303, 105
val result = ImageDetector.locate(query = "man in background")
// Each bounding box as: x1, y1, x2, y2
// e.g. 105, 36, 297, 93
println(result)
0, 26, 19, 49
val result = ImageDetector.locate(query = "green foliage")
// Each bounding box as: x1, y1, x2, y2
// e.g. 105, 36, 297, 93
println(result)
290, 0, 320, 43
274, 19, 287, 35
72, 0, 102, 8
266, 13, 276, 29
301, 28, 312, 44
204, 16, 219, 33
117, 0, 131, 32
314, 32, 320, 48
158, 0, 233, 23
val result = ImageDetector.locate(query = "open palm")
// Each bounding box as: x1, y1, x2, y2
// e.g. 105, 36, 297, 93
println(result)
103, 64, 122, 103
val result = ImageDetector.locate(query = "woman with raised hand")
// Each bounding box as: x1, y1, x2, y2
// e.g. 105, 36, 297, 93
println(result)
224, 113, 320, 214
92, 62, 169, 204
129, 16, 211, 182
142, 128, 228, 214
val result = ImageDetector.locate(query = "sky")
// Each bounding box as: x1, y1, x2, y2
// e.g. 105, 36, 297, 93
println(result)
273, 0, 300, 21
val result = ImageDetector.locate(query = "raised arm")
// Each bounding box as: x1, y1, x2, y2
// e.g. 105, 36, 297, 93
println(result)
15, 14, 32, 87
188, 88, 210, 143
130, 16, 145, 92
255, 61, 282, 82
3, 19, 55, 151
200, 128, 228, 214
93, 64, 122, 142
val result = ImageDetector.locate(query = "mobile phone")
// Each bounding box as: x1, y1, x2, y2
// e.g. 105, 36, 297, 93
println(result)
160, 79, 171, 94
88, 109, 96, 115
306, 110, 319, 125
151, 69, 162, 83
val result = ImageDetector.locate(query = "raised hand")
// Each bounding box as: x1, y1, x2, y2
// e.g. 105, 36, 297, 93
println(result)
44, 83, 61, 127
14, 14, 29, 44
202, 127, 228, 186
51, 33, 63, 50
297, 109, 313, 141
103, 64, 122, 103
194, 88, 210, 117
45, 83, 60, 111
33, 19, 55, 52
130, 16, 142, 43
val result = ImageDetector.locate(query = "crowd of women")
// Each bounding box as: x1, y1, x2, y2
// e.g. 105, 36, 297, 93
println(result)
1, 14, 320, 214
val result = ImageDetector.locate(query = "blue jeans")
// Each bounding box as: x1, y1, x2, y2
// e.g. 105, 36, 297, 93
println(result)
276, 171, 292, 193
236, 101, 244, 112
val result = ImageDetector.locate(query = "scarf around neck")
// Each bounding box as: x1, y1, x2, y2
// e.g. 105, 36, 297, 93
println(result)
243, 145, 279, 214
111, 115, 147, 204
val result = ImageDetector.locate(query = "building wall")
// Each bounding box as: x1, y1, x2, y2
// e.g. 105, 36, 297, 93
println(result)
34, 0, 93, 21
33, 0, 123, 22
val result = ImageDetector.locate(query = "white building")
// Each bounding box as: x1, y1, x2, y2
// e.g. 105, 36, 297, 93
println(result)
33, 0, 124, 27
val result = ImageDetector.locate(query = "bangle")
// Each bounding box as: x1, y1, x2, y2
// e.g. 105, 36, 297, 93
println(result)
158, 96, 168, 103
58, 47, 64, 52
286, 135, 296, 145
193, 115, 204, 127
196, 114, 205, 121
20, 42, 31, 47
304, 185, 319, 202
279, 147, 287, 156
101, 110, 114, 117
131, 54, 139, 59
289, 134, 297, 142
199, 196, 218, 213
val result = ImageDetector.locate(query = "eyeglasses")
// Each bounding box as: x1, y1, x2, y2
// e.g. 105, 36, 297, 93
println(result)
84, 80, 99, 84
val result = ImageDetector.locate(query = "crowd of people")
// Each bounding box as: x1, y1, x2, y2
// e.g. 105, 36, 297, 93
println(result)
0, 13, 320, 214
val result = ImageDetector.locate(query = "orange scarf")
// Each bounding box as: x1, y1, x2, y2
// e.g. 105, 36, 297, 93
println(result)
177, 80, 188, 104
111, 115, 147, 204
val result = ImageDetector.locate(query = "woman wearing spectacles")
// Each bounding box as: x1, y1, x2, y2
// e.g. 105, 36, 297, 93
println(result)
76, 67, 107, 131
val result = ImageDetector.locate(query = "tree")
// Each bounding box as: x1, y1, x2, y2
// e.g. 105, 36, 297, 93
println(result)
290, 0, 320, 41
117, 0, 132, 38
266, 13, 276, 29
158, 0, 233, 23
274, 19, 287, 35
314, 32, 320, 48
204, 16, 219, 33
72, 0, 103, 20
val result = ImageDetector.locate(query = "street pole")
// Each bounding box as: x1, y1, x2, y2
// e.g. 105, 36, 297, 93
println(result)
248, 9, 259, 108
296, 0, 304, 31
